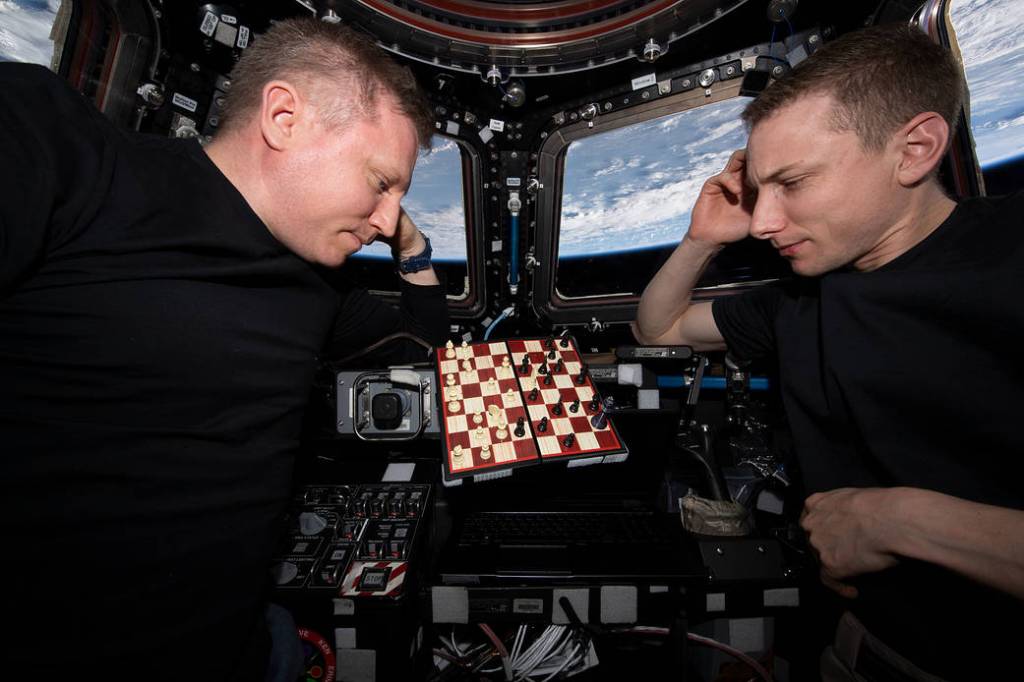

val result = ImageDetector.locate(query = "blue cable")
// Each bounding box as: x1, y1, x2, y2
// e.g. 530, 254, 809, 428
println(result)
509, 214, 520, 287
484, 308, 513, 340
657, 375, 771, 391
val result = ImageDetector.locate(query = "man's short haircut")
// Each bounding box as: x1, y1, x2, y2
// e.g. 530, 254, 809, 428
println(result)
219, 17, 433, 148
742, 23, 966, 152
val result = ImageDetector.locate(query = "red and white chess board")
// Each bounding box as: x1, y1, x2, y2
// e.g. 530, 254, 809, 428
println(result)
436, 336, 627, 483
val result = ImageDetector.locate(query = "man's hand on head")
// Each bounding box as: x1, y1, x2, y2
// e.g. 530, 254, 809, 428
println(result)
687, 148, 757, 248
389, 207, 427, 259
800, 487, 903, 599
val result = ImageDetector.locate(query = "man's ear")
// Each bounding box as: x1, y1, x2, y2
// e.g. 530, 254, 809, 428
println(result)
895, 112, 951, 187
258, 80, 304, 151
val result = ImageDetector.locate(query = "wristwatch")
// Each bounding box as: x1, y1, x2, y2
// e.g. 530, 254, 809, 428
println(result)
396, 234, 433, 274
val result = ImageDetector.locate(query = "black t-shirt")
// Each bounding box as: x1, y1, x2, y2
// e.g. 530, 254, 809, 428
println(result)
0, 64, 447, 679
714, 191, 1024, 679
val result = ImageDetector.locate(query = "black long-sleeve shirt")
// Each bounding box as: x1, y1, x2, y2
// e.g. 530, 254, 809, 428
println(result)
0, 63, 447, 680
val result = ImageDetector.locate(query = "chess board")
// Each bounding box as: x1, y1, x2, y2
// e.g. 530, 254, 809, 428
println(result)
436, 335, 627, 483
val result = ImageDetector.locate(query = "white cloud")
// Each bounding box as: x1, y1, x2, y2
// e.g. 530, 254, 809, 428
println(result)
0, 1, 59, 65
560, 149, 732, 254
593, 157, 625, 177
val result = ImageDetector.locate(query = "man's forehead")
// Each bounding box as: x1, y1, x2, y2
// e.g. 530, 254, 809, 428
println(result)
746, 95, 839, 181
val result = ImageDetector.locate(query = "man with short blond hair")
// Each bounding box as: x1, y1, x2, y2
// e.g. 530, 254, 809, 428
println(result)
635, 23, 1023, 681
0, 17, 447, 681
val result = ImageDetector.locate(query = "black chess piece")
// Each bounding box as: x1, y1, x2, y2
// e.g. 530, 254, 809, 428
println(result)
576, 363, 588, 385
590, 410, 608, 429
543, 373, 553, 386
589, 396, 600, 412
514, 416, 526, 438
538, 362, 548, 375
569, 398, 580, 413
552, 403, 563, 416
562, 433, 575, 448
545, 336, 554, 349
529, 387, 539, 401
554, 358, 564, 373
559, 336, 570, 349
547, 349, 556, 360
538, 416, 548, 433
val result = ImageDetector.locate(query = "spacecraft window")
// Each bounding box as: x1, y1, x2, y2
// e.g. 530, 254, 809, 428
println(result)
947, 1, 1024, 174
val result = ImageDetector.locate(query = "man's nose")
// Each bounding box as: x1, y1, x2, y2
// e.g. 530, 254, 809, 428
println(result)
368, 195, 401, 238
748, 190, 786, 240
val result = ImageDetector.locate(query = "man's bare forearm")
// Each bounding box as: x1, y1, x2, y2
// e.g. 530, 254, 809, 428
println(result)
894, 488, 1024, 600
635, 236, 720, 344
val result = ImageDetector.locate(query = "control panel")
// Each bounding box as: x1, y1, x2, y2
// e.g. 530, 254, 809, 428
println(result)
271, 483, 431, 597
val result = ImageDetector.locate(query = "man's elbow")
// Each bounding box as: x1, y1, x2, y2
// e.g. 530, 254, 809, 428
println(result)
630, 321, 660, 346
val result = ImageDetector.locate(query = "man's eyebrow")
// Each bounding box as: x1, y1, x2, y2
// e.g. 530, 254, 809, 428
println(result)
374, 168, 402, 190
747, 162, 804, 187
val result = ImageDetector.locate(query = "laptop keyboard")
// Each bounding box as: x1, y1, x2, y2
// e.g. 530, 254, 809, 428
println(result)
458, 511, 682, 547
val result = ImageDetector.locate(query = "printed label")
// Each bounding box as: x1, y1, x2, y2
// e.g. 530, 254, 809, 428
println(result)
220, 14, 238, 25
237, 25, 250, 49
631, 73, 657, 90
171, 92, 198, 113
489, 119, 505, 132
199, 11, 218, 36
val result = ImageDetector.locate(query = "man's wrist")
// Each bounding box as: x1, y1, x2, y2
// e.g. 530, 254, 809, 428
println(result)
395, 232, 433, 274
682, 233, 726, 254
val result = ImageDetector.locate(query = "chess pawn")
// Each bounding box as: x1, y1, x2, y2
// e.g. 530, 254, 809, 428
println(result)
501, 355, 510, 368
480, 444, 492, 460
472, 412, 484, 425
445, 373, 456, 386
448, 400, 461, 413
445, 340, 456, 359
514, 416, 526, 438
495, 426, 508, 440
451, 444, 463, 460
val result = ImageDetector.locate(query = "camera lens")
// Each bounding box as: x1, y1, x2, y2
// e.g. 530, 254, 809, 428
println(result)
371, 392, 403, 430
